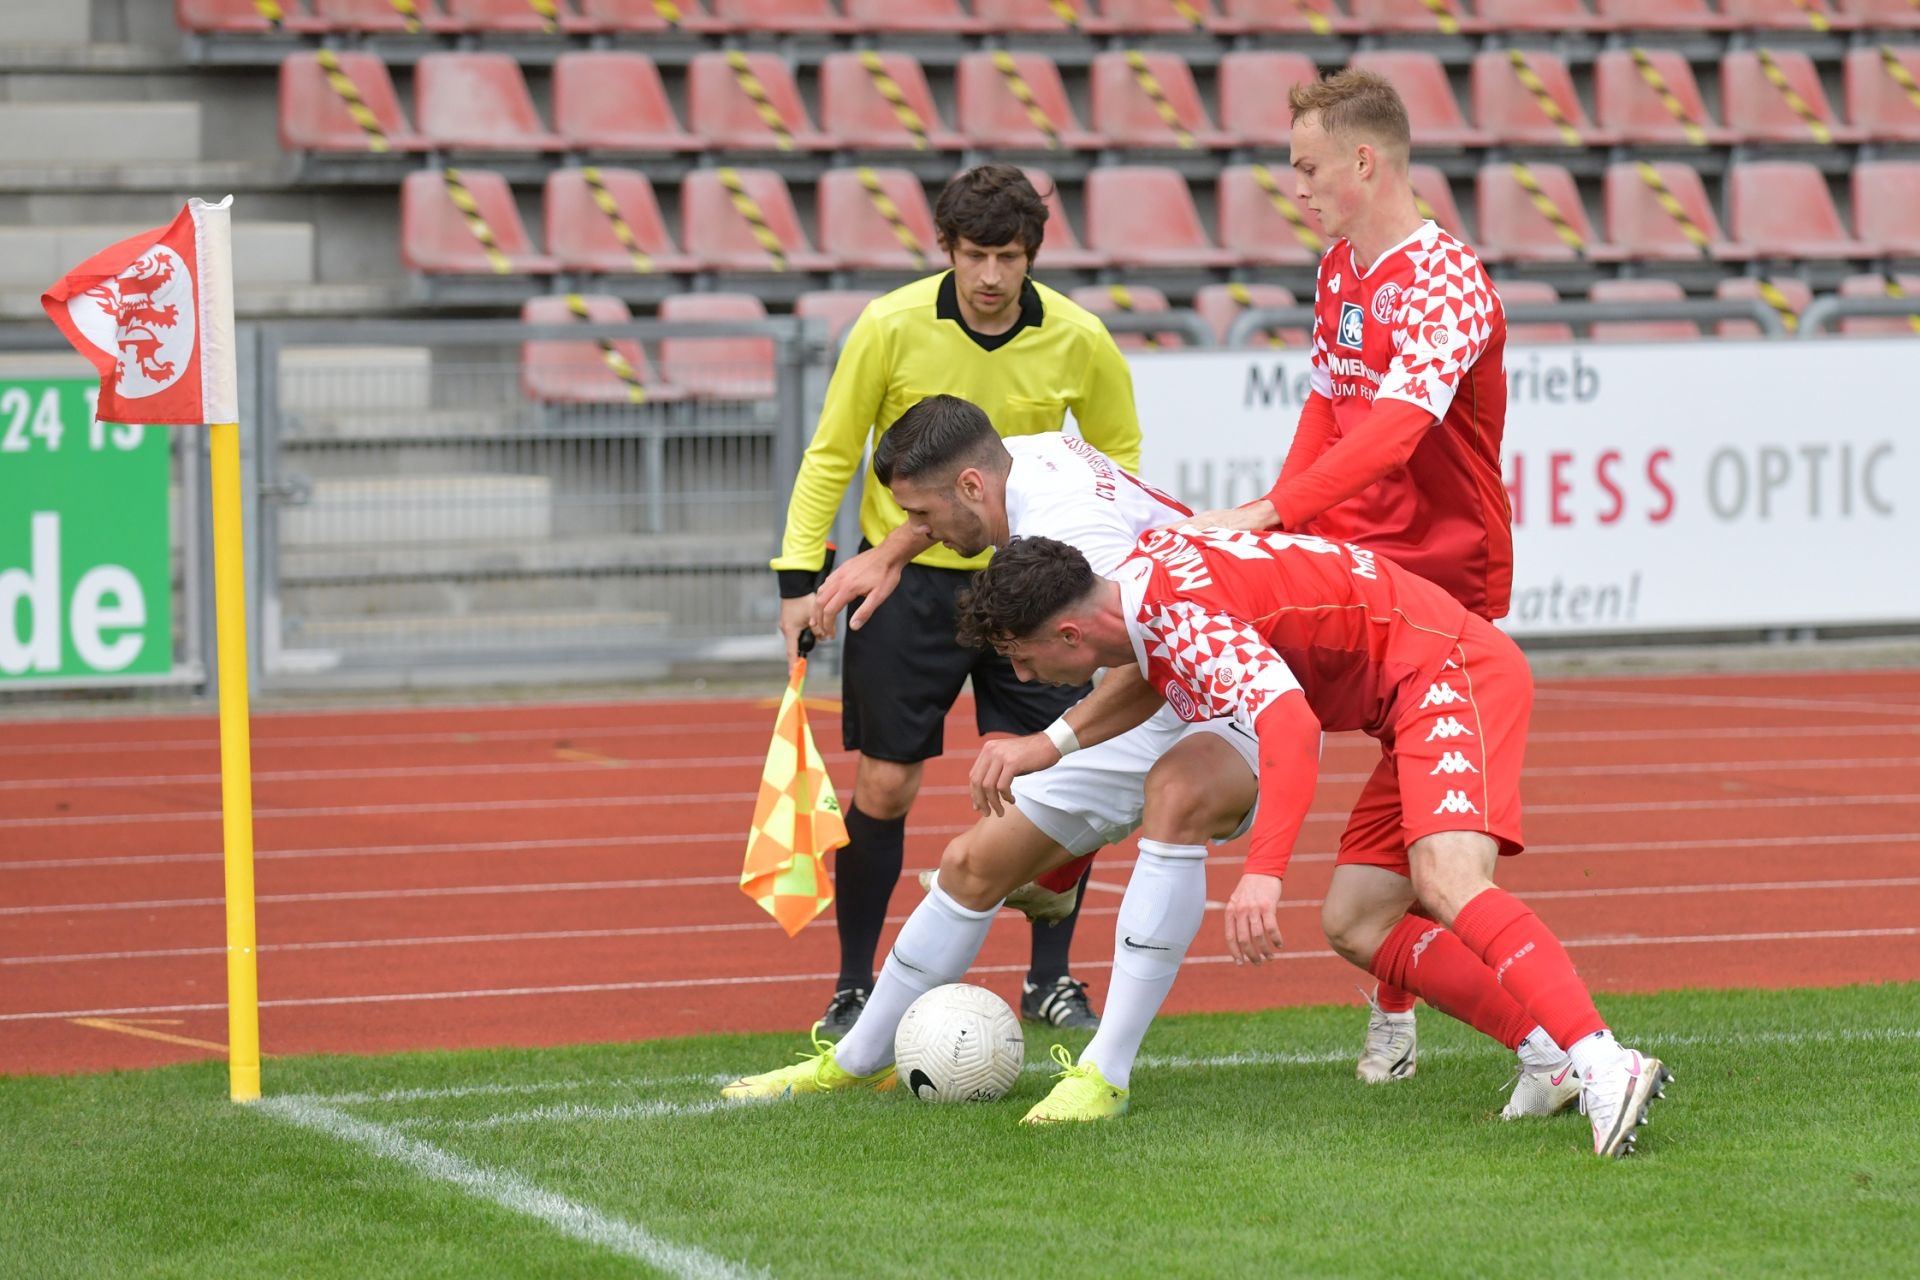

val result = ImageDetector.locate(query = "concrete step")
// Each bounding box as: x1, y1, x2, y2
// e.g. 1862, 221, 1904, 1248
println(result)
280, 531, 773, 581
280, 474, 555, 548
0, 102, 200, 166
0, 1, 93, 45
0, 220, 314, 289
288, 609, 674, 654
280, 346, 434, 416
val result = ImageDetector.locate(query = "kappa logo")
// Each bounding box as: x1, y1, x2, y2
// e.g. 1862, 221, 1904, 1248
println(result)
1430, 751, 1478, 775
1371, 281, 1403, 324
1433, 789, 1481, 816
1426, 717, 1474, 741
1442, 657, 1460, 670
1408, 926, 1443, 967
1337, 301, 1366, 349
1419, 681, 1466, 708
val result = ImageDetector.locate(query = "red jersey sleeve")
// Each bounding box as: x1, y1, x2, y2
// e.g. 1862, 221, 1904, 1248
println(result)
1374, 241, 1497, 420
1265, 397, 1434, 532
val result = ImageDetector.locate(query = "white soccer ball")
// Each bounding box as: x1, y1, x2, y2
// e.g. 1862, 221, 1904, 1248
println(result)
894, 983, 1026, 1103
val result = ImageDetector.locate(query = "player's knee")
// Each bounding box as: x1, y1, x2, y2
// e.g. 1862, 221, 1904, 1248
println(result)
935, 832, 1008, 912
853, 759, 921, 820
1320, 895, 1388, 966
1141, 758, 1239, 843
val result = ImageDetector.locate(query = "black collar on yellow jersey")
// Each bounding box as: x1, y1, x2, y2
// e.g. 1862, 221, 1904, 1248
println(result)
935, 271, 1044, 352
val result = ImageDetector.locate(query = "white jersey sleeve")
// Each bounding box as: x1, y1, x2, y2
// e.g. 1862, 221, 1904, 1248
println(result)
1003, 435, 1190, 576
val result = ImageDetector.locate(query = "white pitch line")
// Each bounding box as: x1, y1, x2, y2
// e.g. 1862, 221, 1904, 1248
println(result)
311, 1073, 734, 1107
393, 1098, 738, 1132
7, 926, 1916, 1024
254, 1096, 764, 1280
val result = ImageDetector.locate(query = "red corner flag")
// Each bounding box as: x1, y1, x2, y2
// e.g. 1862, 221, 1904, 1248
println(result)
41, 196, 238, 426
740, 651, 846, 937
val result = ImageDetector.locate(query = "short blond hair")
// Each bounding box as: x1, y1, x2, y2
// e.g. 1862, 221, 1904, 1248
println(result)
1288, 69, 1412, 163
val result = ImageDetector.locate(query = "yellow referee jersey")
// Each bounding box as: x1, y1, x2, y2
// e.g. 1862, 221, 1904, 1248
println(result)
773, 271, 1142, 578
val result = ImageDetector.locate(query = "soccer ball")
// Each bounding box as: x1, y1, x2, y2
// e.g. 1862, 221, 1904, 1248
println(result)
894, 983, 1026, 1103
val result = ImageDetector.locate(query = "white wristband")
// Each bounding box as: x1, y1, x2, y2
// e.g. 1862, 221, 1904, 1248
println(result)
1042, 717, 1081, 757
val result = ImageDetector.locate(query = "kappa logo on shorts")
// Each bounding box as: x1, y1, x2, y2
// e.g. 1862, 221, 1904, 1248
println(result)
1430, 751, 1478, 776
1337, 302, 1366, 349
1433, 789, 1482, 816
1426, 716, 1474, 741
1420, 681, 1466, 708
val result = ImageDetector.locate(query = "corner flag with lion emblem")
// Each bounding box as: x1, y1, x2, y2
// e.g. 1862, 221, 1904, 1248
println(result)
741, 653, 845, 936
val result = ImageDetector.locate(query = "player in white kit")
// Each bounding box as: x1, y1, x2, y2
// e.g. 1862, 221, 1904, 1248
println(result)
722, 394, 1263, 1123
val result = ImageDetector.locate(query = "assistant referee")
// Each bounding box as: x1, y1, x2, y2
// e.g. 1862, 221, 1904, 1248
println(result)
774, 164, 1142, 1036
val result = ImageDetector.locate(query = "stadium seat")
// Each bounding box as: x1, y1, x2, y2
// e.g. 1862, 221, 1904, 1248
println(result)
1091, 52, 1234, 150
1217, 52, 1322, 147
1851, 161, 1920, 257
520, 294, 687, 405
1722, 50, 1862, 145
1838, 0, 1920, 28
1718, 0, 1853, 29
177, 0, 292, 33
574, 0, 731, 31
1492, 279, 1575, 345
1844, 47, 1920, 142
817, 167, 943, 271
955, 52, 1105, 151
1410, 164, 1467, 237
1602, 161, 1747, 261
1593, 49, 1733, 146
279, 52, 429, 154
658, 293, 778, 400
842, 0, 983, 31
679, 169, 835, 272
1217, 164, 1331, 267
544, 167, 702, 274
1192, 283, 1309, 347
818, 53, 966, 152
709, 0, 854, 33
415, 53, 563, 152
443, 0, 595, 33
400, 169, 559, 275
1346, 52, 1488, 149
1068, 284, 1192, 349
1713, 276, 1813, 338
1473, 0, 1611, 30
1099, 0, 1220, 33
1214, 0, 1354, 34
1728, 161, 1872, 259
796, 290, 881, 344
1476, 163, 1619, 264
686, 51, 839, 152
971, 0, 1112, 34
1471, 50, 1614, 148
1347, 0, 1485, 34
1836, 273, 1920, 336
1587, 279, 1698, 343
1023, 167, 1108, 269
1084, 167, 1238, 269
1591, 0, 1732, 28
553, 53, 703, 153
299, 0, 461, 32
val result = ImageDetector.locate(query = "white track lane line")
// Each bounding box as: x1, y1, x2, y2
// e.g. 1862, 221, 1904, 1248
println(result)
254, 1096, 765, 1280
7, 927, 1915, 1024
1536, 687, 1920, 717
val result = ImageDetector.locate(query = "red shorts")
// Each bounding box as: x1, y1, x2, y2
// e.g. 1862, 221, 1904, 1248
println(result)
1334, 617, 1530, 877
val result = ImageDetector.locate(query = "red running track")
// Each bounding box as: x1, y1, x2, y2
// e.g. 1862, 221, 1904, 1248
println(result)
2, 669, 1918, 1076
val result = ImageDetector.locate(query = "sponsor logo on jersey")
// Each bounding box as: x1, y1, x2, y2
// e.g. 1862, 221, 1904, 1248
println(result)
1337, 301, 1365, 349
1430, 751, 1478, 775
1327, 354, 1380, 381
1422, 322, 1454, 351
1420, 681, 1466, 708
1371, 281, 1403, 324
1164, 680, 1198, 720
1426, 716, 1474, 741
1433, 789, 1481, 816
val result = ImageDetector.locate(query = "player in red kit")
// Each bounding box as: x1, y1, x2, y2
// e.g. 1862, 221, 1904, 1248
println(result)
959, 532, 1673, 1158
1178, 69, 1514, 1091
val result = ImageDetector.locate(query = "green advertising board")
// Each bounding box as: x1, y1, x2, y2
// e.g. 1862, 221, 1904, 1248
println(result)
0, 376, 172, 683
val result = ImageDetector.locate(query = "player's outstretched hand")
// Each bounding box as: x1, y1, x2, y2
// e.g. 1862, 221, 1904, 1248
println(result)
969, 733, 1061, 817
1224, 873, 1284, 965
778, 594, 816, 665
811, 548, 904, 639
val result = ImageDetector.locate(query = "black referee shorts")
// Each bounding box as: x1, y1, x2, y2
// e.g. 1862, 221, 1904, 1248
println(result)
840, 554, 1091, 764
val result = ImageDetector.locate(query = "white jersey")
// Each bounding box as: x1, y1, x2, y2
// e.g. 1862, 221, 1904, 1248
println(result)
1002, 434, 1190, 575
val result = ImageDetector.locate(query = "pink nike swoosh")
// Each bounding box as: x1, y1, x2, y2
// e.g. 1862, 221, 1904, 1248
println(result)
1550, 1065, 1573, 1087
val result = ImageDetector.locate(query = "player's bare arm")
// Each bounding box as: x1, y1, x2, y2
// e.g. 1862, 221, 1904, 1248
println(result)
967, 665, 1165, 816
811, 523, 936, 638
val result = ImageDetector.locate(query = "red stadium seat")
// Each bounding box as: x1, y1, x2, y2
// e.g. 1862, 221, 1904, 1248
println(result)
796, 290, 881, 344
1346, 52, 1488, 149
1099, 0, 1220, 33
544, 167, 702, 274
443, 0, 594, 33
1836, 273, 1920, 336
1217, 164, 1330, 267
1712, 276, 1813, 338
1410, 164, 1467, 238
1492, 279, 1575, 345
970, 0, 1112, 34
1347, 0, 1485, 34
1838, 0, 1920, 28
955, 52, 1105, 151
817, 167, 942, 271
1214, 0, 1354, 34
574, 0, 731, 31
679, 168, 835, 272
1474, 0, 1610, 30
553, 53, 703, 153
1602, 161, 1747, 261
1476, 163, 1618, 264
1592, 0, 1730, 27
1084, 167, 1238, 269
686, 51, 840, 152
1728, 161, 1872, 259
1091, 52, 1235, 150
1471, 50, 1614, 148
178, 0, 294, 33
709, 0, 854, 32
1023, 167, 1108, 269
1718, 0, 1853, 30
819, 53, 965, 152
1722, 50, 1863, 145
400, 169, 559, 275
279, 52, 429, 154
842, 0, 982, 31
1587, 279, 1698, 343
1851, 161, 1920, 257
1593, 49, 1732, 146
300, 0, 460, 32
1217, 51, 1322, 147
415, 53, 563, 152
520, 294, 688, 404
1068, 284, 1192, 350
1192, 283, 1309, 347
658, 293, 778, 400
1844, 47, 1920, 142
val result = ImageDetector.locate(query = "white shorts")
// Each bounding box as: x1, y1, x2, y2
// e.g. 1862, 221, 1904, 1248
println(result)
1011, 704, 1261, 856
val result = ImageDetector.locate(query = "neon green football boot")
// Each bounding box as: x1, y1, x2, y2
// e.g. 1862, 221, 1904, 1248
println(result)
1020, 1045, 1130, 1125
720, 1027, 897, 1102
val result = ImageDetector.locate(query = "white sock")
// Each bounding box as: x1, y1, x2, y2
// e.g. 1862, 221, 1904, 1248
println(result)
1518, 1025, 1568, 1070
1078, 839, 1207, 1091
834, 876, 999, 1077
1566, 1029, 1625, 1080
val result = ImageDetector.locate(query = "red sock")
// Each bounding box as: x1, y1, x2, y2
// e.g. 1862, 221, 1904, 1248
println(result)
1449, 886, 1606, 1050
1373, 982, 1416, 1014
1036, 852, 1096, 895
1368, 914, 1535, 1050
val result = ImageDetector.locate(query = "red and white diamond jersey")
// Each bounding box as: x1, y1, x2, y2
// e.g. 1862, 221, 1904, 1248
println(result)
1304, 221, 1512, 618
1004, 434, 1190, 576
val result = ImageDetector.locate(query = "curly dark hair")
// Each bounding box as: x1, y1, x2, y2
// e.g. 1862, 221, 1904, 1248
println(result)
873, 394, 1007, 486
955, 536, 1096, 651
934, 163, 1049, 258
